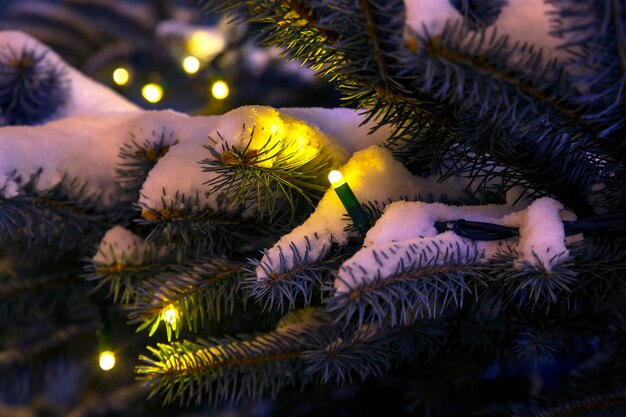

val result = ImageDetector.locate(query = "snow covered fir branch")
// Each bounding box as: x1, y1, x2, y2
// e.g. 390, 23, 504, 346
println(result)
0, 0, 625, 416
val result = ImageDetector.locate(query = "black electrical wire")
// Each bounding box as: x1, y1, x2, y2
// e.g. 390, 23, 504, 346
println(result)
433, 213, 626, 241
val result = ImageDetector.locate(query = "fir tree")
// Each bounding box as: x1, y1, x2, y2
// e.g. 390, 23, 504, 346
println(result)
1, 1, 626, 417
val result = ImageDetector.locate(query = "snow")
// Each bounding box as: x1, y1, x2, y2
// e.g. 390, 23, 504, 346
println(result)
205, 106, 348, 169
402, 0, 573, 62
0, 173, 19, 198
510, 197, 569, 270
403, 0, 463, 37
336, 232, 481, 293
135, 113, 220, 216
0, 110, 184, 205
92, 226, 155, 265
281, 108, 394, 155
0, 31, 139, 122
364, 200, 513, 246
334, 197, 573, 293
0, 92, 395, 219
255, 145, 472, 281
138, 106, 350, 217
493, 0, 571, 62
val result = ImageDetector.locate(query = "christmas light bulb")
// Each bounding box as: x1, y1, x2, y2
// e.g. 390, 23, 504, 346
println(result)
328, 170, 346, 188
99, 350, 116, 371
182, 56, 200, 74
187, 31, 225, 59
162, 304, 180, 330
328, 170, 368, 234
211, 80, 229, 100
112, 67, 130, 86
142, 83, 163, 103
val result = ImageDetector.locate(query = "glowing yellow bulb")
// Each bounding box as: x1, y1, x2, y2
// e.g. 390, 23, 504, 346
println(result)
182, 55, 201, 74
162, 304, 180, 330
112, 68, 130, 86
328, 170, 346, 188
99, 351, 116, 371
187, 31, 225, 59
142, 83, 163, 104
211, 80, 229, 100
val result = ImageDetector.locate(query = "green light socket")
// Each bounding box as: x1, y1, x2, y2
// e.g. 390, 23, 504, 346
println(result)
333, 182, 368, 234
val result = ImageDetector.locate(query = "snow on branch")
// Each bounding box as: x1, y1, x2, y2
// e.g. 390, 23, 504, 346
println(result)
403, 0, 572, 63
341, 197, 573, 289
328, 197, 577, 326
0, 111, 187, 206
254, 146, 473, 284
88, 226, 173, 304
0, 31, 138, 120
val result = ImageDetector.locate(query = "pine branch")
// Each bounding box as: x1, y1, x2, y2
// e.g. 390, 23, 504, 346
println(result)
137, 323, 317, 405
138, 191, 291, 256
278, 0, 339, 43
201, 125, 333, 221
86, 245, 176, 305
328, 243, 487, 327
511, 325, 569, 365
359, 0, 397, 97
0, 172, 119, 253
415, 22, 608, 214
424, 31, 582, 131
455, 310, 508, 354
450, 0, 506, 29
115, 128, 177, 202
563, 239, 626, 307
388, 134, 536, 205
130, 256, 243, 341
245, 235, 347, 312
487, 250, 578, 309
439, 148, 533, 204
550, 0, 626, 140
488, 240, 626, 311
137, 308, 399, 405
301, 322, 396, 385
0, 45, 69, 126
